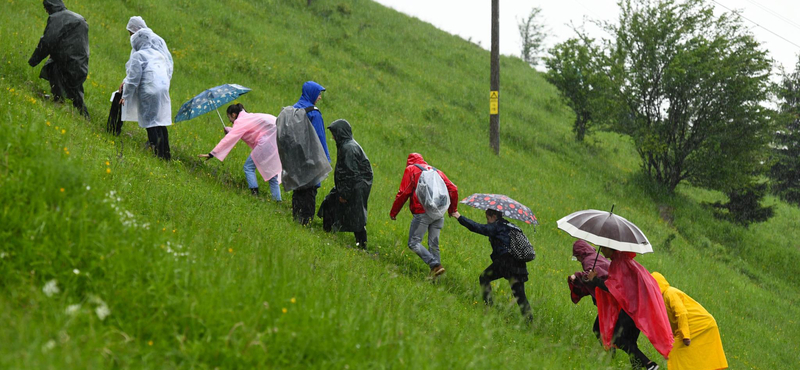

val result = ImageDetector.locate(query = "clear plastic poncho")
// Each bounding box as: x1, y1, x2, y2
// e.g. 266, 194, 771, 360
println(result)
122, 28, 173, 128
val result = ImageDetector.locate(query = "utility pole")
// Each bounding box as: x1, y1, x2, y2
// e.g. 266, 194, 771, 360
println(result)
490, 0, 500, 155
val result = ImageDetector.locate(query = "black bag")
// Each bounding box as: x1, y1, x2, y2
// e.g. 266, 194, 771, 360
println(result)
317, 187, 339, 233
107, 91, 123, 136
507, 223, 535, 262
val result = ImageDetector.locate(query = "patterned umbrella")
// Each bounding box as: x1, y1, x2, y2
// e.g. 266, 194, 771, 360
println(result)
460, 193, 538, 225
174, 84, 251, 128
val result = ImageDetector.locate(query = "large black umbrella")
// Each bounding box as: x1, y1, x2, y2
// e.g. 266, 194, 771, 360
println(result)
556, 207, 651, 254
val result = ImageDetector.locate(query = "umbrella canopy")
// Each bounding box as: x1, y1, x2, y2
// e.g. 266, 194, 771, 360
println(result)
174, 84, 251, 126
556, 209, 651, 254
460, 193, 538, 225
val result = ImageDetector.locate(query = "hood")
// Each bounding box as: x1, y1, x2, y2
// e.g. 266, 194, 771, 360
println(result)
328, 119, 353, 145
130, 28, 155, 51
573, 240, 596, 261
406, 153, 427, 166
127, 16, 147, 34
44, 0, 66, 14
296, 81, 325, 108
651, 272, 669, 294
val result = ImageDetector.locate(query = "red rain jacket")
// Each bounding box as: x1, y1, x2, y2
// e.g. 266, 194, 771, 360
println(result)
596, 251, 674, 359
390, 153, 458, 218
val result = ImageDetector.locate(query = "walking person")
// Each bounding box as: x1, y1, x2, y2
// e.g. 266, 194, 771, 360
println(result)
197, 103, 282, 201
451, 209, 533, 320
28, 0, 90, 119
389, 153, 458, 277
585, 246, 673, 370
322, 119, 373, 248
119, 16, 173, 160
290, 81, 328, 224
651, 272, 728, 370
568, 240, 611, 340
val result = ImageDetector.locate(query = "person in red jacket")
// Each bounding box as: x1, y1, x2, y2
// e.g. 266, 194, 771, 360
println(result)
390, 153, 458, 277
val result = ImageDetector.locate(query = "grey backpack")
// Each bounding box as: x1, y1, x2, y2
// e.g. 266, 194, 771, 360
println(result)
413, 164, 451, 219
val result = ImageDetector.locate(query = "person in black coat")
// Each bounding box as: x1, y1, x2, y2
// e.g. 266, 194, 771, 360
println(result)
452, 209, 532, 320
323, 119, 373, 249
28, 0, 90, 119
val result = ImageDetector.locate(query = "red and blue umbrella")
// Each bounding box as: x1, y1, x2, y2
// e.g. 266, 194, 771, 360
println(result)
460, 193, 538, 225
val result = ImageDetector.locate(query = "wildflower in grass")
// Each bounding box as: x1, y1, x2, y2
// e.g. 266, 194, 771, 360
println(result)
73, 269, 79, 274
60, 188, 65, 192
282, 308, 287, 313
61, 129, 65, 134
42, 340, 56, 352
65, 304, 81, 316
42, 279, 60, 297
148, 340, 153, 346
0, 252, 6, 259
95, 304, 111, 321
105, 161, 110, 166
291, 297, 296, 304
228, 248, 233, 253
106, 168, 111, 173
46, 121, 51, 126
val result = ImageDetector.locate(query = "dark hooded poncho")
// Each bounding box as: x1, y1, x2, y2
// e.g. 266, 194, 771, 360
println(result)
29, 0, 89, 90
327, 119, 373, 232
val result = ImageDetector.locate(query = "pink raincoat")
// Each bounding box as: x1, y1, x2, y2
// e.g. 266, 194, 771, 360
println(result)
210, 111, 282, 183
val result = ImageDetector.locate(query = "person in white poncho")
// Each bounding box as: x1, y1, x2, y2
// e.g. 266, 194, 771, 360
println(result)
119, 16, 173, 160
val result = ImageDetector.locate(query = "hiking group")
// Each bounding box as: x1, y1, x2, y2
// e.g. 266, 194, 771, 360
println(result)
27, 2, 729, 369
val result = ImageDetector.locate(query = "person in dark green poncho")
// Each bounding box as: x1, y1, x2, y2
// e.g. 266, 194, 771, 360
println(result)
29, 0, 90, 119
321, 119, 373, 249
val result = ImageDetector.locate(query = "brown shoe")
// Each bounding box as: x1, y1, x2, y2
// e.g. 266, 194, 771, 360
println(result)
430, 265, 446, 277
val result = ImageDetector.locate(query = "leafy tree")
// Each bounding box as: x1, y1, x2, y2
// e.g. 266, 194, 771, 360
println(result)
544, 39, 598, 141
577, 0, 773, 193
518, 7, 548, 67
709, 181, 774, 226
770, 55, 800, 205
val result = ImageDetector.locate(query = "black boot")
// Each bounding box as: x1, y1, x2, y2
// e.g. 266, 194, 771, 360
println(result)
250, 187, 259, 196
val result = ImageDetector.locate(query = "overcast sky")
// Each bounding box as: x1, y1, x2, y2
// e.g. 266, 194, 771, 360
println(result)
373, 0, 800, 73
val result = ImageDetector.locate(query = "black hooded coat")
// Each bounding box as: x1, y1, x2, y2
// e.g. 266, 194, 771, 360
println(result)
28, 0, 89, 100
327, 119, 373, 232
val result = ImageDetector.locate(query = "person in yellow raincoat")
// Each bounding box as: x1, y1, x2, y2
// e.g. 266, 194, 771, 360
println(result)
651, 272, 728, 370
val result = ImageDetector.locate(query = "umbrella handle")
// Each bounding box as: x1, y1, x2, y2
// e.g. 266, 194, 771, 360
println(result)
591, 248, 601, 270
215, 107, 227, 130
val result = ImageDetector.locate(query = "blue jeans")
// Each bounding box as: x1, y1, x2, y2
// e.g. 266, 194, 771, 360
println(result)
408, 213, 444, 268
244, 156, 282, 201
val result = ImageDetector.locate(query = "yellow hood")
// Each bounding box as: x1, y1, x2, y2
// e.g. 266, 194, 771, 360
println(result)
651, 272, 670, 294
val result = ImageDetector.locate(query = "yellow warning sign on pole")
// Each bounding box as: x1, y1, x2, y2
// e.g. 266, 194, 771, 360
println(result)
490, 91, 499, 115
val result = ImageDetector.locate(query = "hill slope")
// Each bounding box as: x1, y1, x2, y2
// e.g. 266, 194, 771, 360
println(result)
1, 0, 798, 368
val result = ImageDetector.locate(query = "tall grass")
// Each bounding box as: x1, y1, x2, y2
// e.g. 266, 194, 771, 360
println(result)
0, 0, 798, 368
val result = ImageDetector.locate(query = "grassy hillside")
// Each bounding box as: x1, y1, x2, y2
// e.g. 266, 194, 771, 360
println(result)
1, 0, 798, 368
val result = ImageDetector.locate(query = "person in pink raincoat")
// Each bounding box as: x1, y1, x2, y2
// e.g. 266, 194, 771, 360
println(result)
198, 103, 282, 201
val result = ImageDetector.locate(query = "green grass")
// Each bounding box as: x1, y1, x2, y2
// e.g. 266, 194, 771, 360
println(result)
1, 0, 798, 368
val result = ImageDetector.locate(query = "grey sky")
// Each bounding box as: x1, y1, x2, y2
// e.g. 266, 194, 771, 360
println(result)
373, 0, 800, 72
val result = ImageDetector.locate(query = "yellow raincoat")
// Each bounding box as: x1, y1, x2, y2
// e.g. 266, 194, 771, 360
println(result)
651, 272, 728, 370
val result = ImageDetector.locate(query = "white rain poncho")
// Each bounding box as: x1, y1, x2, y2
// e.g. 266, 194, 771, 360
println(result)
122, 28, 173, 128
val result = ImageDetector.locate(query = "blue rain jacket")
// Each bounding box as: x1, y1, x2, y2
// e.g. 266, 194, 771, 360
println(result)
293, 81, 330, 162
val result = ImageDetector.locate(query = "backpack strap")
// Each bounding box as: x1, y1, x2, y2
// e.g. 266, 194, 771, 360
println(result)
414, 164, 437, 172
304, 106, 317, 113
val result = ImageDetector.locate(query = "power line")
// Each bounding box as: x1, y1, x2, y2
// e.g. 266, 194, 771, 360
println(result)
743, 0, 800, 32
711, 0, 800, 50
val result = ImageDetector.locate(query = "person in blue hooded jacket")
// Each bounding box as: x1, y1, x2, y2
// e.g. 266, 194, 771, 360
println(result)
291, 81, 329, 224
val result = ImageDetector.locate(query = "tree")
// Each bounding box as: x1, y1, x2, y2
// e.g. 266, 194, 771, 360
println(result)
545, 39, 598, 141
770, 55, 800, 205
518, 7, 548, 67
709, 181, 774, 226
578, 0, 773, 193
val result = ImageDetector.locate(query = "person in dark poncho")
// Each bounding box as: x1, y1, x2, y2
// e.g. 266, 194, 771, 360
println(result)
320, 119, 373, 248
568, 240, 611, 341
451, 209, 533, 321
29, 0, 90, 119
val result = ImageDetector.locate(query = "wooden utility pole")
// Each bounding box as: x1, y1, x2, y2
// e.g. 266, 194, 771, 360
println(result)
490, 0, 500, 155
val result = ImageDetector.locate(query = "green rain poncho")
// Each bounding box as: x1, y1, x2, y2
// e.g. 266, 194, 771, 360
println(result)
327, 119, 373, 232
28, 0, 89, 107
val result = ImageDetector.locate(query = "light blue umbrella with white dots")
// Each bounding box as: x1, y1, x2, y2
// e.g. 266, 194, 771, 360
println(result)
174, 84, 251, 129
